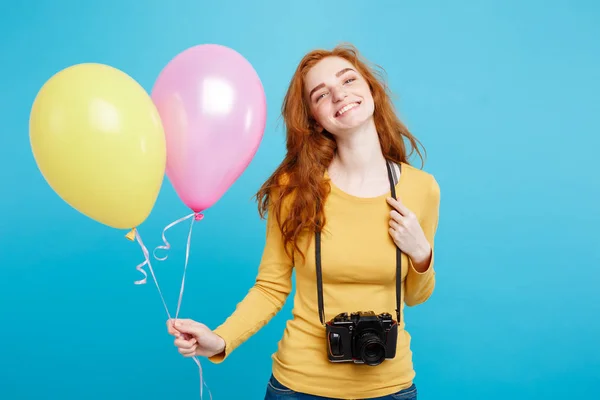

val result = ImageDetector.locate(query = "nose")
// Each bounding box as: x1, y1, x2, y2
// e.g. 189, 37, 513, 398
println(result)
331, 86, 347, 103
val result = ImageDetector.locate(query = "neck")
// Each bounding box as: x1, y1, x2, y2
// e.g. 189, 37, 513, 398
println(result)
329, 118, 386, 179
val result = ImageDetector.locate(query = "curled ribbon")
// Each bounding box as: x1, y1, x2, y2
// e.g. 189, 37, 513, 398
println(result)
153, 212, 205, 260
153, 212, 203, 318
126, 217, 212, 400
127, 228, 170, 316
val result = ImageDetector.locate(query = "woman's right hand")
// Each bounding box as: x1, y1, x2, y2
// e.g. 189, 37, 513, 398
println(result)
166, 318, 226, 358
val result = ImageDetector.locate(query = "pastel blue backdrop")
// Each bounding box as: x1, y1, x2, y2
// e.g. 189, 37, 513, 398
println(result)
1, 1, 598, 399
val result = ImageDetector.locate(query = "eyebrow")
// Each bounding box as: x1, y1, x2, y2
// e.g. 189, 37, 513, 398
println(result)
308, 68, 355, 99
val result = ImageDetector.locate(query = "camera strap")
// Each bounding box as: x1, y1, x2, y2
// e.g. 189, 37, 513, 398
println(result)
315, 160, 402, 326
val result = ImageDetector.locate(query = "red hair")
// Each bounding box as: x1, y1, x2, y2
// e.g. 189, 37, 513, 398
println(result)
255, 43, 425, 263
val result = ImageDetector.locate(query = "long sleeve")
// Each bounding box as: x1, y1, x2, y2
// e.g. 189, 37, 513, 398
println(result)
404, 174, 440, 307
209, 206, 294, 363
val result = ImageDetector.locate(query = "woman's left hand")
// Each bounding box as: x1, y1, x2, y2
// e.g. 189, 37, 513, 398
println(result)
386, 197, 431, 266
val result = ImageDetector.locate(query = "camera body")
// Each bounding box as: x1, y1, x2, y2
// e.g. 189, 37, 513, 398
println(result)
325, 311, 398, 366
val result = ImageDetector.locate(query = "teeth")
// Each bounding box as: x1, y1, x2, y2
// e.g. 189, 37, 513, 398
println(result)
337, 102, 359, 117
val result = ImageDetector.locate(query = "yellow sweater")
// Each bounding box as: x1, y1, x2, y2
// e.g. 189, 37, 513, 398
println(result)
209, 162, 440, 399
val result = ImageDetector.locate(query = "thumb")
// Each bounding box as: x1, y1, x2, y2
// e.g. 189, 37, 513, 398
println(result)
172, 319, 205, 336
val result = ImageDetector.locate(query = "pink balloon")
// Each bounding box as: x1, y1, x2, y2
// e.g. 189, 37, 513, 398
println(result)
151, 44, 267, 213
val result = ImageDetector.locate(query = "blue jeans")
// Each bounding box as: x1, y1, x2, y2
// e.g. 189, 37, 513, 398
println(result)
264, 374, 417, 400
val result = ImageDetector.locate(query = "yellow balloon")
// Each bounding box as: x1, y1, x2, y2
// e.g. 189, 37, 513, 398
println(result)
29, 63, 166, 230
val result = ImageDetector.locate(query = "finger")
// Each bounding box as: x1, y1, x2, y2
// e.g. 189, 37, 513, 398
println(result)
174, 336, 197, 347
174, 318, 202, 329
173, 319, 203, 335
389, 210, 405, 224
175, 337, 197, 350
173, 318, 194, 327
178, 341, 197, 352
179, 345, 198, 357
389, 227, 401, 243
387, 197, 410, 216
166, 319, 181, 336
389, 219, 400, 230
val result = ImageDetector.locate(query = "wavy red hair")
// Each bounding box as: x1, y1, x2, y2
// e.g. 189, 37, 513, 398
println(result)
255, 43, 425, 263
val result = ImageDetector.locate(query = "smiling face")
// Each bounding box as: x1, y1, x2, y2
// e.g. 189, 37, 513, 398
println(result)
304, 56, 375, 136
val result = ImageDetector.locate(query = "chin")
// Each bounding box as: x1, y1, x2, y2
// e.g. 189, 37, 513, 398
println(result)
343, 110, 373, 128
326, 118, 371, 137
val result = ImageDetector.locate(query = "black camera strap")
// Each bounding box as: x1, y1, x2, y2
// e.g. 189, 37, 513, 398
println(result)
315, 160, 402, 326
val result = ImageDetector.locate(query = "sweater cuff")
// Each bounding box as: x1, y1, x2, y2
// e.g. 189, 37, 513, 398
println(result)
409, 248, 434, 276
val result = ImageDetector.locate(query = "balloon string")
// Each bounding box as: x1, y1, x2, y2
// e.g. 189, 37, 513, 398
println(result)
153, 212, 198, 261
132, 229, 171, 319
153, 212, 204, 320
129, 217, 212, 400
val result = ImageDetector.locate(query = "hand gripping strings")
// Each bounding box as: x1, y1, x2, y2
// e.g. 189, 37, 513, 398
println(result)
126, 216, 212, 400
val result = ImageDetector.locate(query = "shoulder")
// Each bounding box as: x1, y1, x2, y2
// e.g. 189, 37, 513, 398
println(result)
400, 162, 440, 197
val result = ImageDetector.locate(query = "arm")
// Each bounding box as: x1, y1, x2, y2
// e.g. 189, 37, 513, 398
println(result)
208, 206, 293, 363
404, 175, 440, 307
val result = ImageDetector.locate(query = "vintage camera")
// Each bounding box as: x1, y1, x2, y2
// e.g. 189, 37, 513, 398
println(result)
325, 311, 398, 366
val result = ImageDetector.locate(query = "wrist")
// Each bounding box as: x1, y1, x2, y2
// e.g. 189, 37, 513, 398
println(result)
410, 242, 431, 268
215, 334, 226, 353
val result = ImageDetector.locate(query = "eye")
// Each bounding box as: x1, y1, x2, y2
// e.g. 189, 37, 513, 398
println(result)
344, 78, 356, 84
315, 92, 328, 102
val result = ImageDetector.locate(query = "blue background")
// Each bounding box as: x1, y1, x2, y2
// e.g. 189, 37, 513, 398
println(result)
1, 0, 598, 399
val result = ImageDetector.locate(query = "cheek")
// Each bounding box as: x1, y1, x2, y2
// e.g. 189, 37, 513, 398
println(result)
361, 91, 375, 111
356, 82, 373, 99
313, 103, 332, 124
361, 86, 374, 102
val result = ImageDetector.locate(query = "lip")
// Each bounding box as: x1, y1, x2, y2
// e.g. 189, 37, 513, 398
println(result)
335, 101, 361, 118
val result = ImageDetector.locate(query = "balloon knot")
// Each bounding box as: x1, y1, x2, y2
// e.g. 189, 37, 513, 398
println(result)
194, 213, 204, 221
125, 228, 137, 241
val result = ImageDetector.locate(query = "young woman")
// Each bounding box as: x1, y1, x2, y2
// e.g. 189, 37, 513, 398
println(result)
167, 43, 440, 400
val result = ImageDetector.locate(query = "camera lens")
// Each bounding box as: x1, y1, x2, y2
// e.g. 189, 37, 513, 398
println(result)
356, 331, 386, 366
